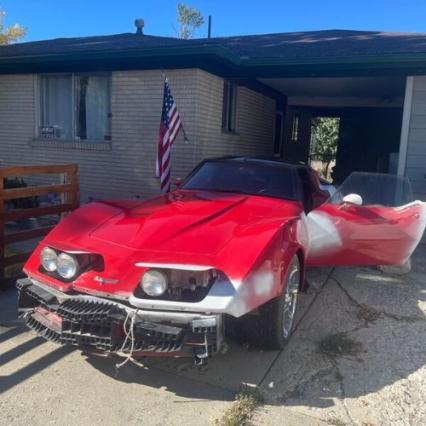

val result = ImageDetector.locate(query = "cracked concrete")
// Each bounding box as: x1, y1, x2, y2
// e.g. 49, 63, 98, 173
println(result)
254, 244, 426, 426
1, 245, 425, 425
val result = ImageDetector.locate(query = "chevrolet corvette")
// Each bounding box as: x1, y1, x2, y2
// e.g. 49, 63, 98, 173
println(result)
17, 157, 426, 365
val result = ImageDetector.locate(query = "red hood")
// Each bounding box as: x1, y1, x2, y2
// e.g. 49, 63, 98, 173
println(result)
88, 191, 298, 255
25, 190, 302, 296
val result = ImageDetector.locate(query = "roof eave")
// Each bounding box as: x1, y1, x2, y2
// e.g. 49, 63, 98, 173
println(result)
240, 53, 426, 77
1, 45, 426, 77
0, 45, 240, 74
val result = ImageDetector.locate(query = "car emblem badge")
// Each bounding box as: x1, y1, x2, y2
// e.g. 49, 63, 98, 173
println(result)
94, 276, 119, 285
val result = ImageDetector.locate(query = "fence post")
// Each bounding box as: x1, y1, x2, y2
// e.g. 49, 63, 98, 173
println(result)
69, 165, 80, 208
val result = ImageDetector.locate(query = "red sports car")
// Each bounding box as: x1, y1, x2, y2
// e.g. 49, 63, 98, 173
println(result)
17, 157, 426, 365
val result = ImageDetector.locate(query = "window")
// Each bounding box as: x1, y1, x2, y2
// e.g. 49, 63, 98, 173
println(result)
39, 74, 111, 141
222, 81, 238, 132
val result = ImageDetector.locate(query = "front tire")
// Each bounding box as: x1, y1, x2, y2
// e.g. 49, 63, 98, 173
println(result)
257, 255, 301, 350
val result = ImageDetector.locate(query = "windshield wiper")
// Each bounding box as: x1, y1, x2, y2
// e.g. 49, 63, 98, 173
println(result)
185, 187, 248, 195
209, 188, 248, 194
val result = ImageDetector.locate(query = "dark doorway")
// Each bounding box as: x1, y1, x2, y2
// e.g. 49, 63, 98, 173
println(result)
331, 108, 403, 184
282, 106, 403, 184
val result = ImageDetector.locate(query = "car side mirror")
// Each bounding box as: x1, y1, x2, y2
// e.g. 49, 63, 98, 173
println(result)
342, 193, 363, 206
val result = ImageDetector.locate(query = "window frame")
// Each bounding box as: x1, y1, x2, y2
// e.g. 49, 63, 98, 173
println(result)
291, 115, 299, 142
36, 72, 112, 143
222, 80, 238, 134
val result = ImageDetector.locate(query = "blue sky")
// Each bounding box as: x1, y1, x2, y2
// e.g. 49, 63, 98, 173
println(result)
2, 0, 426, 42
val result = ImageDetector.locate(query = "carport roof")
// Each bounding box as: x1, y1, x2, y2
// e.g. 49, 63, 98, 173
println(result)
213, 29, 426, 59
2, 29, 426, 77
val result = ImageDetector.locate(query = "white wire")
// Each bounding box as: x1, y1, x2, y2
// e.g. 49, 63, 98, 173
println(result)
115, 310, 145, 369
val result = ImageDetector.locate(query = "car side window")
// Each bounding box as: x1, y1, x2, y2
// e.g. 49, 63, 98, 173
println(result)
330, 172, 414, 207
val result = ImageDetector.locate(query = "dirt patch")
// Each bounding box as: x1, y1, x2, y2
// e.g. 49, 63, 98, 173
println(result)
357, 304, 382, 323
318, 332, 364, 358
326, 417, 347, 426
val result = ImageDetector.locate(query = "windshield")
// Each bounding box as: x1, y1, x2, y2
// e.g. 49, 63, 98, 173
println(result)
182, 160, 302, 201
330, 172, 414, 207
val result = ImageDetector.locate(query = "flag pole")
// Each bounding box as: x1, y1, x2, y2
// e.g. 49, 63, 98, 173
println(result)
181, 125, 189, 142
162, 72, 189, 142
157, 72, 187, 193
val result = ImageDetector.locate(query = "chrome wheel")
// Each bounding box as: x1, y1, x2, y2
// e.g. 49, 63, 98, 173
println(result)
282, 258, 300, 339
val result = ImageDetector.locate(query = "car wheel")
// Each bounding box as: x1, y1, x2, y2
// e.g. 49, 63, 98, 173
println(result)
257, 255, 301, 350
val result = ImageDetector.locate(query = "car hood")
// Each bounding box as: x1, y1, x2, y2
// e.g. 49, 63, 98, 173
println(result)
26, 190, 302, 296
87, 190, 300, 256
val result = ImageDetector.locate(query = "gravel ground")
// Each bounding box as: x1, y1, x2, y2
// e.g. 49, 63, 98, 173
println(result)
1, 245, 425, 425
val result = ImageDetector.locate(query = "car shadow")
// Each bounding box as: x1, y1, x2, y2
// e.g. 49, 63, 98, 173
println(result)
85, 354, 236, 401
0, 287, 75, 396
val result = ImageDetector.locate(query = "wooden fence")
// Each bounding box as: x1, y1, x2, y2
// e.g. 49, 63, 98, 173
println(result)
0, 164, 79, 288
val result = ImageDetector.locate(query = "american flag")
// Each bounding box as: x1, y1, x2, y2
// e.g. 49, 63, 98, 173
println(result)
157, 78, 183, 193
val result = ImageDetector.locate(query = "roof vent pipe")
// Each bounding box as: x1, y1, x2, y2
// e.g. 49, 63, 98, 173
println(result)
135, 18, 144, 35
208, 15, 212, 38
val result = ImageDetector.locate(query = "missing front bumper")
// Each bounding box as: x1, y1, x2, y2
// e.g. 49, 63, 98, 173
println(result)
17, 278, 223, 365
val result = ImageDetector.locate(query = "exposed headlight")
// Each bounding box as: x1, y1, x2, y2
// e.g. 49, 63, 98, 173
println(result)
40, 247, 57, 272
141, 269, 168, 296
56, 253, 79, 279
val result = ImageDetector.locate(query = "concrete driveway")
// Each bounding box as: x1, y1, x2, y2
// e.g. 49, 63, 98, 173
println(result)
1, 245, 425, 425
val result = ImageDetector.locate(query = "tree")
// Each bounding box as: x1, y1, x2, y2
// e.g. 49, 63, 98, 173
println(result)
310, 117, 340, 178
0, 9, 26, 45
177, 3, 204, 39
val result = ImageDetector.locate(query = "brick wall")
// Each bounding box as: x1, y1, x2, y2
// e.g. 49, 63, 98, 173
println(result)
0, 69, 275, 201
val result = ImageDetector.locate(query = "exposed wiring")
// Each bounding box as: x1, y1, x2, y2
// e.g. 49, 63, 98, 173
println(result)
115, 310, 145, 370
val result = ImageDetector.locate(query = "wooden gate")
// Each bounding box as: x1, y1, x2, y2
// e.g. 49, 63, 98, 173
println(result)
0, 164, 79, 288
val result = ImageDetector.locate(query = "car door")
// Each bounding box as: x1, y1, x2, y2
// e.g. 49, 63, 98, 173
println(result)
305, 172, 426, 267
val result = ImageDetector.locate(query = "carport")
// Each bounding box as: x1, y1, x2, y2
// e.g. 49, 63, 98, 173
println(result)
260, 76, 406, 183
210, 29, 426, 199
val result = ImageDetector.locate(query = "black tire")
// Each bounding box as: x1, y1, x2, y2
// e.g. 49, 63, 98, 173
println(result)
257, 255, 301, 350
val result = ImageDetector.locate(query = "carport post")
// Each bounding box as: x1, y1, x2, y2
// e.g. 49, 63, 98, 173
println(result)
397, 76, 414, 176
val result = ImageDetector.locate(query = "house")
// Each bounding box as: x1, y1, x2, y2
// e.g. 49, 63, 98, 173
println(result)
0, 24, 425, 202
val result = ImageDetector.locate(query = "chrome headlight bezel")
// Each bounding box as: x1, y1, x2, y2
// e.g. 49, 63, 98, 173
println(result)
40, 247, 58, 272
56, 253, 79, 280
141, 269, 168, 297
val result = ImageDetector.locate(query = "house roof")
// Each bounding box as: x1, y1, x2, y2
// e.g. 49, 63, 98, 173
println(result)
217, 30, 426, 59
0, 33, 188, 57
2, 29, 426, 77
